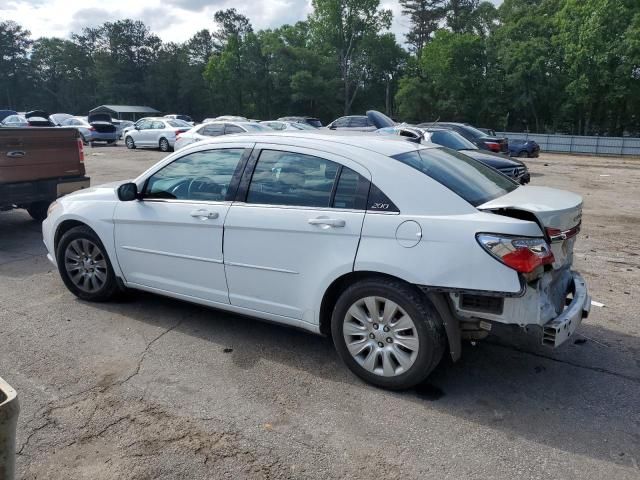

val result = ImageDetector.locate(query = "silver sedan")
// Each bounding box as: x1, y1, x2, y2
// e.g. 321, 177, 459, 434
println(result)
174, 121, 272, 150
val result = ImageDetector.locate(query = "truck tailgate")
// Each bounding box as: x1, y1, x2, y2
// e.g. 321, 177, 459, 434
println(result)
0, 127, 84, 184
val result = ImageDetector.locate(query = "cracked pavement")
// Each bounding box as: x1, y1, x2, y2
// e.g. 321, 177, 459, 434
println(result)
1, 147, 639, 479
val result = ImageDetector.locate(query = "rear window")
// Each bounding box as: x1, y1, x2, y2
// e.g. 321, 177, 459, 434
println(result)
307, 119, 322, 128
429, 131, 477, 150
242, 123, 271, 131
167, 119, 191, 128
391, 147, 518, 206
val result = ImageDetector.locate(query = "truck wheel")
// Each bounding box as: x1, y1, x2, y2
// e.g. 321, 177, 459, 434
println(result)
27, 201, 50, 221
125, 136, 136, 149
331, 278, 445, 390
56, 226, 119, 302
159, 138, 171, 152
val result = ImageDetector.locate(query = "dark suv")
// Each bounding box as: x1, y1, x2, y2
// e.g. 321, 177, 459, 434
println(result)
277, 116, 323, 128
419, 122, 509, 154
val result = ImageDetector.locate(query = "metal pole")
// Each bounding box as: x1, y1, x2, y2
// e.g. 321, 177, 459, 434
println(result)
0, 377, 19, 480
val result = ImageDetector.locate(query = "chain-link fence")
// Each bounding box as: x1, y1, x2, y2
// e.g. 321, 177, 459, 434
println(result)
497, 132, 640, 156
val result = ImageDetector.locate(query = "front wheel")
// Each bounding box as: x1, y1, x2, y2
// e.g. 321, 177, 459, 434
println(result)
518, 150, 529, 158
125, 136, 136, 149
331, 278, 445, 390
56, 226, 119, 302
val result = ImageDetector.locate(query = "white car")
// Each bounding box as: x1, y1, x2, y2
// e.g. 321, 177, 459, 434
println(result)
260, 120, 318, 131
42, 133, 590, 389
124, 117, 193, 152
174, 121, 272, 150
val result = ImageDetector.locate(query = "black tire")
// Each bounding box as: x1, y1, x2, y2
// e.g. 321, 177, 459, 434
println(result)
107, 140, 116, 145
27, 201, 50, 221
159, 137, 172, 152
125, 136, 136, 149
79, 133, 88, 146
56, 225, 120, 302
331, 278, 446, 390
518, 150, 529, 158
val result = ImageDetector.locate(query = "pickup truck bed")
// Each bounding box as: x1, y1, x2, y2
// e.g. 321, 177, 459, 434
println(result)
0, 127, 89, 220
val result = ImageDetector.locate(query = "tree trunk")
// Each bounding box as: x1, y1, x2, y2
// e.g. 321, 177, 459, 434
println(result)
385, 80, 391, 116
344, 77, 350, 115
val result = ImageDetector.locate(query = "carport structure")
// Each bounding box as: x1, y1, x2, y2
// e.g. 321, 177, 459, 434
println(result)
89, 105, 160, 121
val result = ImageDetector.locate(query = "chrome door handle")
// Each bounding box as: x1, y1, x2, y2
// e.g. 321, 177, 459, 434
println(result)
6, 151, 25, 158
190, 209, 219, 220
308, 218, 346, 228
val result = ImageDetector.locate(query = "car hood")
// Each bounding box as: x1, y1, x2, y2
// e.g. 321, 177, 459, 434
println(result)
62, 180, 130, 202
367, 110, 396, 129
478, 186, 582, 231
460, 149, 525, 168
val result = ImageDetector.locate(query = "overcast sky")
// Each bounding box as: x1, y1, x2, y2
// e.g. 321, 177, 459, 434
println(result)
1, 0, 500, 44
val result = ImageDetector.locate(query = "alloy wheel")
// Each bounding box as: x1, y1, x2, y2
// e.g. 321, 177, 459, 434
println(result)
64, 239, 108, 293
342, 296, 419, 377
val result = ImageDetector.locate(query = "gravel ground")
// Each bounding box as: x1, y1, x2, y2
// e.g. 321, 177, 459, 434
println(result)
1, 145, 638, 479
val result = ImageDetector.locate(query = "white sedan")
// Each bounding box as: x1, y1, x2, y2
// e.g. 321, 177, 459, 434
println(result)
43, 133, 590, 389
174, 121, 272, 150
124, 117, 193, 152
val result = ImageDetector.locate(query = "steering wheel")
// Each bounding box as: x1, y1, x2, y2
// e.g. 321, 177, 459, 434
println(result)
187, 176, 219, 198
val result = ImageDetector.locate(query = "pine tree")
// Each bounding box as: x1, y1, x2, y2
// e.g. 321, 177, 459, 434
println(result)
399, 0, 446, 55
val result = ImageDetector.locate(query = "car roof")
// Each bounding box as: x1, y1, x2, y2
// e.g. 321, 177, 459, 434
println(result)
182, 131, 432, 159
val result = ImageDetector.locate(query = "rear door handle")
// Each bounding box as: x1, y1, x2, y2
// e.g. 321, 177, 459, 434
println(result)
190, 209, 219, 220
308, 217, 346, 228
6, 151, 25, 158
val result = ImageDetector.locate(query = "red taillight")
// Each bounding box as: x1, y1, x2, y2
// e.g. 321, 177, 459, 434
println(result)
477, 234, 555, 274
485, 141, 500, 152
546, 224, 581, 242
89, 126, 96, 131
77, 139, 84, 163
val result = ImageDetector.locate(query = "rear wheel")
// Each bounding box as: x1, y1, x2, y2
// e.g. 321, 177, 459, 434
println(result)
27, 201, 50, 221
125, 136, 136, 149
159, 137, 171, 152
331, 278, 445, 390
56, 226, 119, 302
518, 150, 529, 158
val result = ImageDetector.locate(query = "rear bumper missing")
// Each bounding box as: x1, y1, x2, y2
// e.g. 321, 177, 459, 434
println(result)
541, 272, 590, 347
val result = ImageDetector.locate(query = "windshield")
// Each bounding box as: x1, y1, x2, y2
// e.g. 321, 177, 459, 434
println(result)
429, 130, 478, 150
167, 119, 192, 127
391, 147, 518, 206
461, 124, 491, 138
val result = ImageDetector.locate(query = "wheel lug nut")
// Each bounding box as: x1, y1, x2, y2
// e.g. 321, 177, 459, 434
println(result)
386, 337, 393, 343
373, 323, 379, 330
383, 326, 390, 332
369, 333, 375, 339
377, 342, 384, 348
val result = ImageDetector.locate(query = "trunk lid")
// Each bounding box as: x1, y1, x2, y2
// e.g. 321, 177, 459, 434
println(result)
478, 186, 583, 269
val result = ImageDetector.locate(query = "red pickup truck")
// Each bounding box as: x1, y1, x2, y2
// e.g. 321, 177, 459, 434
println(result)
0, 127, 90, 220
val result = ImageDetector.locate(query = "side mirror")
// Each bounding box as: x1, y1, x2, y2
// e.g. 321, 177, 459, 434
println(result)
134, 126, 140, 130
117, 182, 139, 201
329, 124, 337, 130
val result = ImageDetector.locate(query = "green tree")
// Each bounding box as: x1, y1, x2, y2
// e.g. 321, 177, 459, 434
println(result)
0, 21, 32, 109
309, 0, 392, 114
400, 0, 446, 55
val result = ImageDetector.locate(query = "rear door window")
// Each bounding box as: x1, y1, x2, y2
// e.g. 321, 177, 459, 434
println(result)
152, 121, 165, 130
246, 150, 338, 208
333, 168, 368, 210
348, 117, 369, 128
225, 124, 244, 134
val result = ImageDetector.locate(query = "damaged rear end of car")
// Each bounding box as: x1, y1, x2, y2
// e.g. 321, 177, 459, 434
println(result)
453, 186, 590, 347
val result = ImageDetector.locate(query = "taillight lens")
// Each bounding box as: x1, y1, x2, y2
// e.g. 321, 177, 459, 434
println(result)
77, 139, 84, 163
477, 234, 554, 274
485, 142, 500, 152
